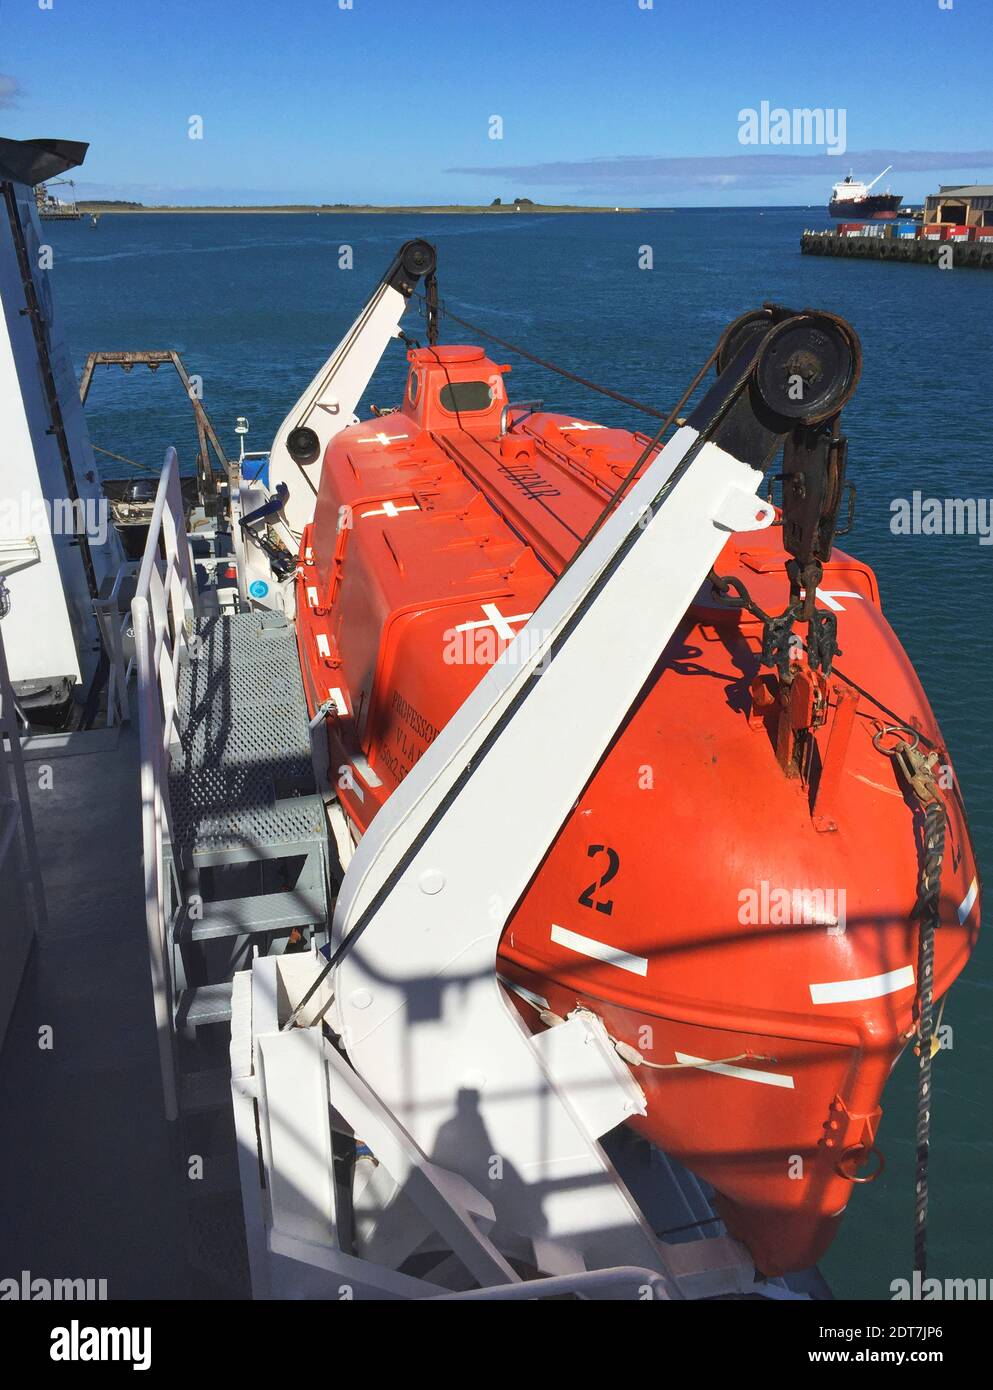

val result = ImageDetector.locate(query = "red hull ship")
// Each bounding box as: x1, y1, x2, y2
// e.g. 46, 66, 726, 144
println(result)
293, 328, 978, 1276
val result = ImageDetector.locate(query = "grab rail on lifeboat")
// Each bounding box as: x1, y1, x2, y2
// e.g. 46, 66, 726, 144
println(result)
499, 398, 544, 436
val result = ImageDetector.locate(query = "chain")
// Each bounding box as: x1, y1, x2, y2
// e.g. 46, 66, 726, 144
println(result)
707, 570, 839, 678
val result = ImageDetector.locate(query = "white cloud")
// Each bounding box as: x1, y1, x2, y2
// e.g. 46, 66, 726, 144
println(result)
0, 74, 21, 110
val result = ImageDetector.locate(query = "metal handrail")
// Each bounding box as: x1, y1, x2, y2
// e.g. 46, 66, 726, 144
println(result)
131, 447, 196, 1120
499, 398, 544, 437
92, 560, 139, 726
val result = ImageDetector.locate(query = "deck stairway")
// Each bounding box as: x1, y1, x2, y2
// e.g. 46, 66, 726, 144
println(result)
165, 609, 329, 1034
158, 604, 330, 1288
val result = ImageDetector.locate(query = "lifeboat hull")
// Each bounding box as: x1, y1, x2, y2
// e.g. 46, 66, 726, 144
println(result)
294, 344, 980, 1275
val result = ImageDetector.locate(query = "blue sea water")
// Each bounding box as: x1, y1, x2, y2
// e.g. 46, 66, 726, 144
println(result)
46, 207, 991, 1299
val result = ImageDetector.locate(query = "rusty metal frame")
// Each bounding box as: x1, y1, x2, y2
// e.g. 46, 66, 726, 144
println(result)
78, 350, 230, 495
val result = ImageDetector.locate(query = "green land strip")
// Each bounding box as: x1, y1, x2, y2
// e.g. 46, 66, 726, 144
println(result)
77, 201, 642, 215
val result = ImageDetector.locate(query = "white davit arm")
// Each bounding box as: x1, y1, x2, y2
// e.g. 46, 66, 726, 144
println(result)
324, 306, 860, 1286
328, 423, 774, 1284
266, 240, 436, 540
242, 307, 859, 1297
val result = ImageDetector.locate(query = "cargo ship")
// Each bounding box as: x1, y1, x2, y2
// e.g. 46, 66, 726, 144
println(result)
829, 166, 903, 219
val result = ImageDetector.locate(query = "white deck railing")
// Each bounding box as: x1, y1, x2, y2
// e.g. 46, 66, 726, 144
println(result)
131, 448, 196, 1121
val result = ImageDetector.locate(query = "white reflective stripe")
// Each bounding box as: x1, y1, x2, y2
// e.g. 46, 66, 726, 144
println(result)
307, 586, 319, 608
674, 1051, 795, 1090
809, 964, 915, 1006
549, 924, 648, 977
315, 634, 331, 658
958, 876, 979, 925
329, 687, 348, 716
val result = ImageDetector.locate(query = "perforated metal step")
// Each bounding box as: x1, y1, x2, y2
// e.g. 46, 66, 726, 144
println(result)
168, 611, 324, 863
176, 890, 326, 943
176, 982, 234, 1029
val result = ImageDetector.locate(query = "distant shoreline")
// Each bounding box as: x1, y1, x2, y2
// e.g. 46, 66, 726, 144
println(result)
77, 202, 643, 216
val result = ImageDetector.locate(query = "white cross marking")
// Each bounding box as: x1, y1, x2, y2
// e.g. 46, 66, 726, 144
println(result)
455, 602, 534, 642
812, 589, 864, 613
360, 501, 419, 519
356, 432, 409, 447
563, 421, 605, 432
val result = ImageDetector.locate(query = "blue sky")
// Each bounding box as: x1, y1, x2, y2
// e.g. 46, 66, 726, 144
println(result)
1, 0, 991, 206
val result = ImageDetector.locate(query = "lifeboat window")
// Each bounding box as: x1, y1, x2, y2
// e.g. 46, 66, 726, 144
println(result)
439, 380, 495, 413
408, 373, 420, 404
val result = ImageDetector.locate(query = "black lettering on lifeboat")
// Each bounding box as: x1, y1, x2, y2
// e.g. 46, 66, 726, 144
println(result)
497, 462, 562, 500
391, 690, 440, 746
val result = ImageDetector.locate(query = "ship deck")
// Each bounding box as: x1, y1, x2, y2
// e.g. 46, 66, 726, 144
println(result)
0, 721, 828, 1300
0, 723, 247, 1298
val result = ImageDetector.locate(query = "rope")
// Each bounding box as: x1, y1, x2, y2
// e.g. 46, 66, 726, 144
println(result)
93, 444, 158, 475
706, 560, 951, 1281
412, 290, 673, 421
505, 988, 776, 1073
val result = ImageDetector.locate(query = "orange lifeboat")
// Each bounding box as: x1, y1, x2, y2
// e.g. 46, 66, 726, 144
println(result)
294, 340, 979, 1276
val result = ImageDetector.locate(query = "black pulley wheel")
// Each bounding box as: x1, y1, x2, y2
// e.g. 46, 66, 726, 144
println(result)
400, 240, 436, 279
716, 308, 774, 374
286, 425, 321, 465
753, 313, 861, 423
